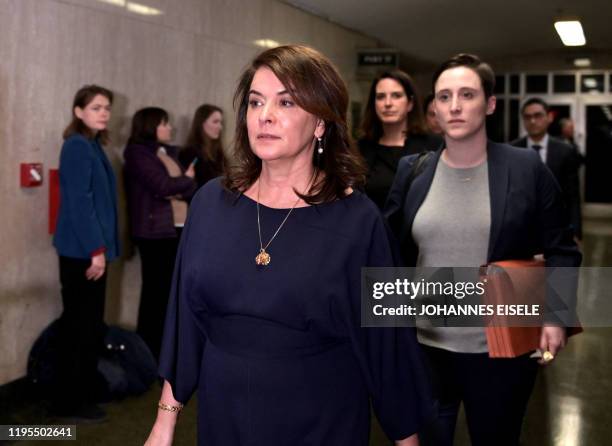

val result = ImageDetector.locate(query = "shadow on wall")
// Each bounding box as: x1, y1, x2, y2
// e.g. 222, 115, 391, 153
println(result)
103, 90, 136, 328
103, 94, 197, 330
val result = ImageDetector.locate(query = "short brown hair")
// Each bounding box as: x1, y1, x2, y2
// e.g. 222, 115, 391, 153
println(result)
63, 85, 113, 145
432, 53, 495, 99
224, 44, 366, 204
360, 70, 427, 141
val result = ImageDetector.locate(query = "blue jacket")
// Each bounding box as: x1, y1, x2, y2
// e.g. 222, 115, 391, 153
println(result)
53, 134, 120, 260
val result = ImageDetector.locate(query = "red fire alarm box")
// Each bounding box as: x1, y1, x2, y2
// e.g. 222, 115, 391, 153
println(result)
20, 163, 43, 187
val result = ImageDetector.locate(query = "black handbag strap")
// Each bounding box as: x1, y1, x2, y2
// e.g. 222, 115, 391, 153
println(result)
387, 150, 434, 237
400, 150, 433, 203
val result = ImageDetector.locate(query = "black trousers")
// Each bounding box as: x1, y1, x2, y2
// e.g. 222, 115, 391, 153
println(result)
420, 344, 538, 446
135, 236, 179, 361
55, 256, 107, 407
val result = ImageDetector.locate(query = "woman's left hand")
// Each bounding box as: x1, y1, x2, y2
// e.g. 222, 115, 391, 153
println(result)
538, 325, 567, 365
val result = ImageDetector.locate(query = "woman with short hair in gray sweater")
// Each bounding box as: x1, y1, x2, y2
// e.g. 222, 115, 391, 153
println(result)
385, 54, 581, 446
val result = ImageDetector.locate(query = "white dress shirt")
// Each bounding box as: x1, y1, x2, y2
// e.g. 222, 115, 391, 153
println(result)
527, 133, 549, 164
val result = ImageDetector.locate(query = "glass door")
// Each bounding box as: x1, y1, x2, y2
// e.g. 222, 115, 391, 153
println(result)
580, 98, 612, 203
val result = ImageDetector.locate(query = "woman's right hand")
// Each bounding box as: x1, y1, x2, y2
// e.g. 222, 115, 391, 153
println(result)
144, 421, 175, 446
145, 381, 181, 445
86, 253, 106, 281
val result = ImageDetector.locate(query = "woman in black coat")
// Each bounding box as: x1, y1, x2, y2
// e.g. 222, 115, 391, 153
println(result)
359, 69, 442, 209
179, 104, 226, 189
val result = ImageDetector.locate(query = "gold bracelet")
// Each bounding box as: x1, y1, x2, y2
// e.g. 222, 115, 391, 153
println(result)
158, 401, 184, 413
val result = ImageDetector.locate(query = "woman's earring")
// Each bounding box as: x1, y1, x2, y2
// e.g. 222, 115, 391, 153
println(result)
317, 137, 324, 155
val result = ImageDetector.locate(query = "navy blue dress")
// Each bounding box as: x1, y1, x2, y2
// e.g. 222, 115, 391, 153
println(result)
159, 178, 433, 445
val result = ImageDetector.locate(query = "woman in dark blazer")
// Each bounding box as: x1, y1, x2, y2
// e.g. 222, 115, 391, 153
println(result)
123, 107, 196, 361
52, 84, 119, 421
358, 69, 442, 209
385, 54, 581, 446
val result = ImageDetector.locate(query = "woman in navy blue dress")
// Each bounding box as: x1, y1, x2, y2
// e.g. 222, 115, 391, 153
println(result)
145, 45, 433, 446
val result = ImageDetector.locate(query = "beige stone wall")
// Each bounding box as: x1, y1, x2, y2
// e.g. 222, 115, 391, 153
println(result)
0, 0, 378, 385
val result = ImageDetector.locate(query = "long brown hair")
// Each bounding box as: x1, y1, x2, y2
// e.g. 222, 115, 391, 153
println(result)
224, 44, 366, 204
184, 104, 225, 168
63, 85, 113, 145
360, 70, 427, 142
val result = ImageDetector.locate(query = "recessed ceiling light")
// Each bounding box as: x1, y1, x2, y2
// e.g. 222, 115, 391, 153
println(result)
574, 58, 591, 67
97, 0, 126, 6
254, 39, 280, 48
126, 2, 163, 15
554, 21, 586, 46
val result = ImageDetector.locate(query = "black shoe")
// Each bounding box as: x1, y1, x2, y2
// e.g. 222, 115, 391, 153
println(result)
49, 403, 108, 424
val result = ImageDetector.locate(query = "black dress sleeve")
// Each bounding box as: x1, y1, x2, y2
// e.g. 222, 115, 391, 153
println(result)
339, 212, 435, 440
158, 210, 206, 404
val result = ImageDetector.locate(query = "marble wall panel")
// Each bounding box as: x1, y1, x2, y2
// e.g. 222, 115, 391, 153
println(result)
206, 0, 264, 47
0, 0, 378, 385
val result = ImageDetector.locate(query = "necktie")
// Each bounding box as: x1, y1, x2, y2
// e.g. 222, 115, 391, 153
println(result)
532, 144, 542, 151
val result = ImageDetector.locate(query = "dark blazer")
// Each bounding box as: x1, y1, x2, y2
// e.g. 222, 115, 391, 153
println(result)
511, 136, 582, 239
53, 134, 120, 260
384, 142, 581, 324
384, 142, 581, 267
124, 141, 196, 239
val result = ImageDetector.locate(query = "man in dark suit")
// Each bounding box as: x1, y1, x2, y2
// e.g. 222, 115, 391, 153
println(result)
511, 98, 582, 240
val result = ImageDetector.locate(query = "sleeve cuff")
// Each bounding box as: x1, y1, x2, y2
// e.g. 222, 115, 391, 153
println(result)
90, 247, 106, 257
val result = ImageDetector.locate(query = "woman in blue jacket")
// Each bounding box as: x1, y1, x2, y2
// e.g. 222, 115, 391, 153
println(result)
52, 84, 120, 421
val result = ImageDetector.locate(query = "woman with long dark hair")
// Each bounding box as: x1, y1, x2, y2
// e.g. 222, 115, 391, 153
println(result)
52, 84, 119, 421
123, 107, 196, 361
179, 104, 226, 188
359, 70, 442, 209
145, 45, 433, 446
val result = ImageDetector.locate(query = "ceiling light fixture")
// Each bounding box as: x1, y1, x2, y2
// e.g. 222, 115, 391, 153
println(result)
554, 20, 586, 46
254, 39, 280, 48
126, 2, 163, 15
97, 0, 126, 6
573, 58, 591, 67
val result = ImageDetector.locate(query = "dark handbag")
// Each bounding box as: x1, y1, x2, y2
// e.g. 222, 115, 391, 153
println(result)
479, 259, 582, 358
28, 320, 157, 401
98, 325, 158, 399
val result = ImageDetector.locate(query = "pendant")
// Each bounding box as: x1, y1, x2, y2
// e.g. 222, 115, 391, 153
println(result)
255, 249, 271, 266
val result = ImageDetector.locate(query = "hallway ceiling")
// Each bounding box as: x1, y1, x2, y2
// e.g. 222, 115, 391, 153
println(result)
286, 0, 612, 66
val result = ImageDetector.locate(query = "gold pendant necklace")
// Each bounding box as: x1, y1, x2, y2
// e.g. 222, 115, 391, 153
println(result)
255, 181, 301, 266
